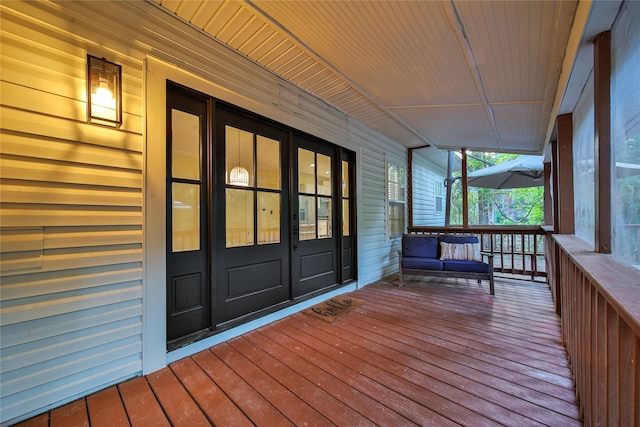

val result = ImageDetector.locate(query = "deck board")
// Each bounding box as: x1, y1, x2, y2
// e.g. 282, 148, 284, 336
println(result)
147, 367, 210, 426
118, 376, 169, 427
50, 398, 87, 427
14, 275, 582, 426
85, 386, 129, 427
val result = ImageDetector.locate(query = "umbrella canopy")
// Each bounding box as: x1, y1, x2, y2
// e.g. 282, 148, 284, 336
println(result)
616, 162, 640, 178
467, 155, 544, 189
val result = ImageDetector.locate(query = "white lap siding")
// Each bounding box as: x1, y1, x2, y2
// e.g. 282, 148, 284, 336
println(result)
0, 2, 144, 423
412, 150, 447, 226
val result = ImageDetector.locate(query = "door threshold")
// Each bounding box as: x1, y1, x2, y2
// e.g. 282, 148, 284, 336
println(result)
167, 328, 216, 352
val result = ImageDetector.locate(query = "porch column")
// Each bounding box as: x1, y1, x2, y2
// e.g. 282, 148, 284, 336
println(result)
543, 161, 553, 226
408, 147, 414, 228
594, 31, 612, 253
556, 114, 574, 234
461, 148, 469, 228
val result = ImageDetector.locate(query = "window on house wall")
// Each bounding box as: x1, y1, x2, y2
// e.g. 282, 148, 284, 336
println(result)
387, 162, 405, 239
435, 180, 444, 212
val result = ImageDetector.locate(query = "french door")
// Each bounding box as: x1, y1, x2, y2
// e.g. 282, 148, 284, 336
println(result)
213, 106, 291, 327
291, 134, 340, 297
166, 83, 356, 344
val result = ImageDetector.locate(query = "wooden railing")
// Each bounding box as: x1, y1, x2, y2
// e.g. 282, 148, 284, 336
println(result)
407, 225, 547, 279
552, 235, 639, 426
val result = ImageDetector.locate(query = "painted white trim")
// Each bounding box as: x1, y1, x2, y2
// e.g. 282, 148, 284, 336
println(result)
143, 57, 169, 374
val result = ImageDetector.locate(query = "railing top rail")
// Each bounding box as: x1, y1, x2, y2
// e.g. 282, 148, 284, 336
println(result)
554, 234, 640, 336
408, 225, 545, 234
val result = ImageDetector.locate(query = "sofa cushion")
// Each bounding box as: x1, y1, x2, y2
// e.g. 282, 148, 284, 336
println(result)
402, 257, 443, 271
439, 234, 479, 244
439, 242, 482, 261
402, 235, 439, 258
442, 260, 491, 273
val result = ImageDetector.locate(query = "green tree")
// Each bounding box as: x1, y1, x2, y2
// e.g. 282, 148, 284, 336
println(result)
449, 152, 543, 226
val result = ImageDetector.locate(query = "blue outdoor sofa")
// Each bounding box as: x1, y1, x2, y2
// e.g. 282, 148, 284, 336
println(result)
398, 234, 495, 295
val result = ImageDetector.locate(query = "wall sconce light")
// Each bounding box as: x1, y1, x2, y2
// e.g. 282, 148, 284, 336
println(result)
87, 54, 122, 127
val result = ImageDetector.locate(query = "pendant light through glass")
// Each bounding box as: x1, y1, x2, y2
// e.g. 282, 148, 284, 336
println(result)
230, 129, 250, 186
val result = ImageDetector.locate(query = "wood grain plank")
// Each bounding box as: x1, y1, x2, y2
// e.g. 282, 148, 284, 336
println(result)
361, 285, 574, 379
170, 357, 253, 427
50, 398, 88, 427
192, 348, 295, 427
229, 334, 377, 427
117, 376, 169, 427
211, 341, 333, 427
86, 386, 130, 427
14, 413, 48, 427
277, 318, 494, 426
146, 367, 209, 426
329, 302, 581, 424
350, 299, 577, 403
285, 314, 551, 426
259, 323, 459, 427
244, 328, 416, 426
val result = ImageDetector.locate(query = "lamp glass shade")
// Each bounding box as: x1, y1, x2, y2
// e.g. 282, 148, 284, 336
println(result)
87, 55, 122, 127
229, 166, 250, 186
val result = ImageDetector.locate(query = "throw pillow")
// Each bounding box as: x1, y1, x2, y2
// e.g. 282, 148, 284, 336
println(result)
440, 242, 482, 262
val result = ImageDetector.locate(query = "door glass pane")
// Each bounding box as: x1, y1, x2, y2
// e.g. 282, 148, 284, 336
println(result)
171, 109, 200, 180
226, 188, 254, 247
226, 126, 254, 187
343, 199, 350, 236
172, 182, 200, 252
258, 192, 280, 244
299, 195, 316, 240
298, 148, 315, 193
257, 136, 280, 190
318, 197, 332, 239
317, 153, 332, 196
342, 160, 349, 197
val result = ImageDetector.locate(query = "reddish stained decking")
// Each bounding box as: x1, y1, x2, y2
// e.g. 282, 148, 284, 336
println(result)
16, 275, 581, 427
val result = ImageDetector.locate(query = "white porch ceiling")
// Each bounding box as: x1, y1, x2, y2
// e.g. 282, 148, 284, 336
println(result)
153, 0, 578, 154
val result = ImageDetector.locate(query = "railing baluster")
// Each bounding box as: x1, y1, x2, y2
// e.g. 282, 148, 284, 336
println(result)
552, 234, 639, 426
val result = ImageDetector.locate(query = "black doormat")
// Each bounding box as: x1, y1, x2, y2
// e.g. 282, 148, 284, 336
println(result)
303, 296, 366, 323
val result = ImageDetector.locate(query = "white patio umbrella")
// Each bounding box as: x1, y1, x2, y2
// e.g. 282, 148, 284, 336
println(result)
616, 162, 640, 178
467, 155, 544, 189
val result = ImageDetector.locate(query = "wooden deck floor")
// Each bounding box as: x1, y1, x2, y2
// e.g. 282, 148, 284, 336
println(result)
17, 275, 581, 426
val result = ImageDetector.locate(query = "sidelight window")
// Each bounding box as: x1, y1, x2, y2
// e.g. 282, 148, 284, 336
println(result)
170, 109, 202, 252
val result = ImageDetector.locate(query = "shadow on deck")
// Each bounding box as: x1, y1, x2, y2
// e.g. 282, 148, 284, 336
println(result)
17, 275, 581, 426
